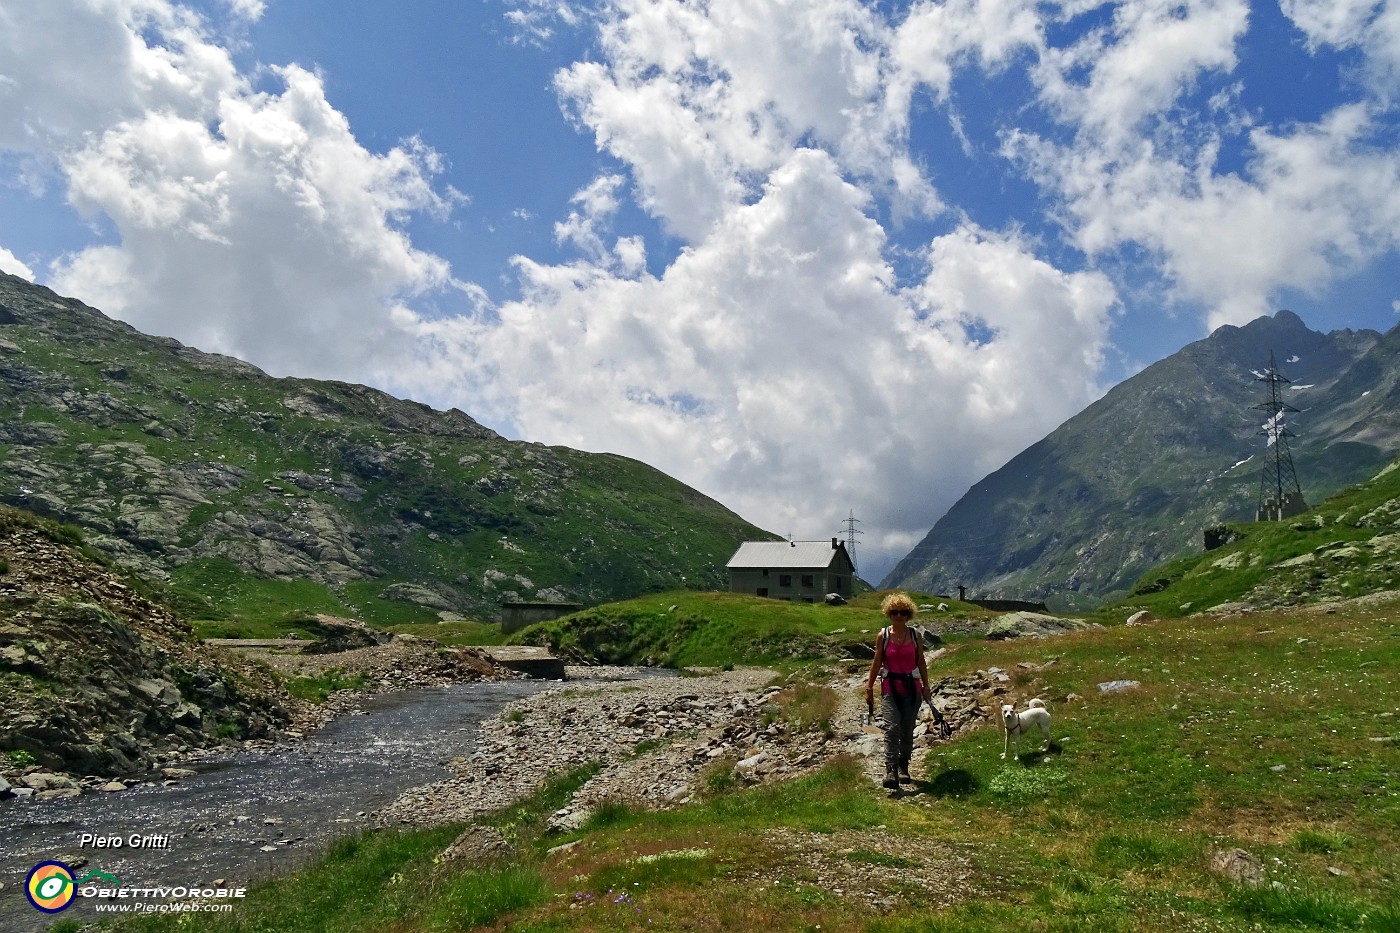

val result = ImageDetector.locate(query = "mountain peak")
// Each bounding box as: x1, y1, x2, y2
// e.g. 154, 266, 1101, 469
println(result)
1215, 308, 1311, 341
884, 308, 1398, 607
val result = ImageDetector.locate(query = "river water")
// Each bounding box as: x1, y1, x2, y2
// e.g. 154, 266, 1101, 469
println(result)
0, 678, 556, 932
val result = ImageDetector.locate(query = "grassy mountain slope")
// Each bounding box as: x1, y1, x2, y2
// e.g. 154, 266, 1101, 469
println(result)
885, 311, 1397, 609
1105, 456, 1400, 619
0, 272, 775, 629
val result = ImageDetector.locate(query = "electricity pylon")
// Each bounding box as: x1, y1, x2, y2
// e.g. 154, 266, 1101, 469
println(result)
841, 510, 863, 575
1252, 350, 1306, 521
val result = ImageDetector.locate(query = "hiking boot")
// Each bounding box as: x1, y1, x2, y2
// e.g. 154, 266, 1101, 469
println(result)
882, 768, 899, 790
898, 764, 912, 784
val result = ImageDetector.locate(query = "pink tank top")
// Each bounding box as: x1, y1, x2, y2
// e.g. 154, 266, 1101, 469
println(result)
880, 629, 918, 695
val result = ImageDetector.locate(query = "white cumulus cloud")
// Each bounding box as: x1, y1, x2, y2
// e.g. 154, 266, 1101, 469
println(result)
0, 245, 35, 281
1, 0, 457, 383
1006, 0, 1400, 329
410, 149, 1116, 576
5, 0, 1400, 584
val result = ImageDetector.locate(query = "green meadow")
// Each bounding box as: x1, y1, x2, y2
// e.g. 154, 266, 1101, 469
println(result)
507, 589, 991, 668
100, 597, 1399, 933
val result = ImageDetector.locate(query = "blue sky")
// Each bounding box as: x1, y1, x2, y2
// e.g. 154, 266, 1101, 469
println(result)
2, 0, 1399, 585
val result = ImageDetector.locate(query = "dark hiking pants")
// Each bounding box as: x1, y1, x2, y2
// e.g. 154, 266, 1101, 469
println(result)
881, 692, 919, 772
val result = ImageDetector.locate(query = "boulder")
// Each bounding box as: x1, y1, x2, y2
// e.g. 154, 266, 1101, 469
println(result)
379, 583, 458, 612
914, 625, 942, 647
301, 615, 390, 655
20, 771, 78, 791
1212, 848, 1265, 887
985, 612, 1094, 640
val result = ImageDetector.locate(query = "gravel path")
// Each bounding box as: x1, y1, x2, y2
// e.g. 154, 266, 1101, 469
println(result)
375, 659, 1036, 914
382, 657, 1033, 829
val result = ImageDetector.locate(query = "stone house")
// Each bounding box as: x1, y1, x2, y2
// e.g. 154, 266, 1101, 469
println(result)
726, 538, 855, 602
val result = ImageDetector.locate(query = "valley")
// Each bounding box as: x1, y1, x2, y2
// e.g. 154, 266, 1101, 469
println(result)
3, 278, 1399, 931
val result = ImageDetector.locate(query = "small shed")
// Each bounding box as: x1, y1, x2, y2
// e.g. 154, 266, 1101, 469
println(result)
500, 601, 582, 634
726, 538, 854, 602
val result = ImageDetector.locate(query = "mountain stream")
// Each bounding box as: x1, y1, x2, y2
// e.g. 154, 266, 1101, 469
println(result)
0, 678, 558, 932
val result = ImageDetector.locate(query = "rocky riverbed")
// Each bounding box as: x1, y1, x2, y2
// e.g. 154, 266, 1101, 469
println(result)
0, 631, 517, 803
385, 652, 1052, 862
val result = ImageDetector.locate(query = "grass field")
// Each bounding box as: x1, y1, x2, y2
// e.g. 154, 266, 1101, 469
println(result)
99, 596, 1399, 933
385, 620, 514, 647
510, 589, 993, 668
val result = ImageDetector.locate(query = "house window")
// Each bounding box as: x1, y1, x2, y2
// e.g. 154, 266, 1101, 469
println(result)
757, 587, 768, 597
801, 574, 814, 587
779, 574, 792, 587
761, 568, 769, 577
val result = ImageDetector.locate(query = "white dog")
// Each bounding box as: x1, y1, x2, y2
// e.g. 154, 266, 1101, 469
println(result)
1001, 698, 1052, 759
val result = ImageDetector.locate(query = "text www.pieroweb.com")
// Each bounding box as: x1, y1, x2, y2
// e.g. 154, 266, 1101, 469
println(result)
93, 901, 235, 914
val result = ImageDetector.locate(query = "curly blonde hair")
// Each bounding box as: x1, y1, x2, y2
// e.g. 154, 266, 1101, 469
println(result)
880, 592, 917, 617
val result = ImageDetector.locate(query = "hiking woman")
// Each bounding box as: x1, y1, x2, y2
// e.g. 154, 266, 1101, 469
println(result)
865, 593, 933, 789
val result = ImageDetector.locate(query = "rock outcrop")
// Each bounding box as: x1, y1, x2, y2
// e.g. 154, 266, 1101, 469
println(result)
983, 612, 1099, 640
0, 507, 294, 781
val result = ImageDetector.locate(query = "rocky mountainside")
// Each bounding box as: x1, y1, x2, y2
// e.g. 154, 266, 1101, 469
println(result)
0, 272, 774, 624
0, 505, 293, 779
884, 310, 1400, 607
1107, 454, 1400, 617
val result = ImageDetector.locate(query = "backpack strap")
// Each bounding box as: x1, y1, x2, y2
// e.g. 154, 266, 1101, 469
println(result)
883, 626, 920, 657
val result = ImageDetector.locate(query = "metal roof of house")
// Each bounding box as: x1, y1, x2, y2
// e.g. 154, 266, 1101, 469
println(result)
726, 541, 845, 569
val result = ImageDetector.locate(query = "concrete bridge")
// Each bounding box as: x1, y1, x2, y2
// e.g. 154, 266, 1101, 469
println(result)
205, 638, 315, 649
205, 638, 567, 680
479, 646, 567, 680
